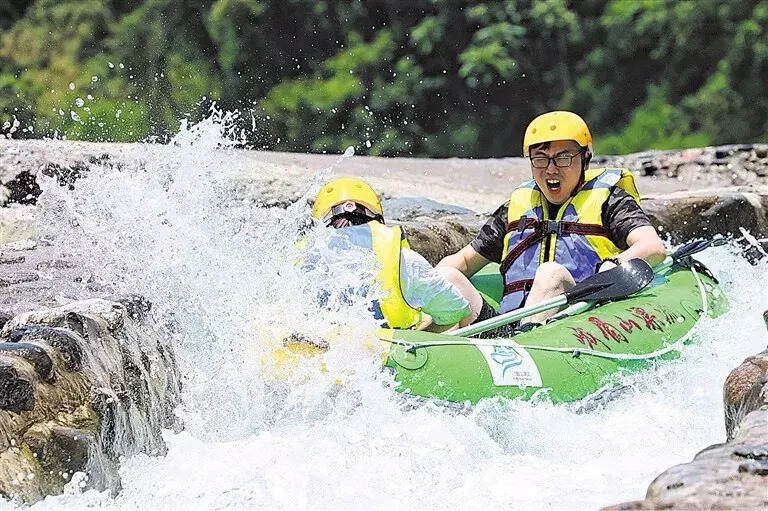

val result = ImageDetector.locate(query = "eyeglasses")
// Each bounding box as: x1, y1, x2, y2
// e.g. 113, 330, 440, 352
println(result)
530, 149, 584, 169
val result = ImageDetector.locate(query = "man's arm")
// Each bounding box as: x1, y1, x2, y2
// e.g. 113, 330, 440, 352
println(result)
438, 201, 508, 276
599, 226, 666, 272
599, 189, 667, 271
438, 245, 491, 277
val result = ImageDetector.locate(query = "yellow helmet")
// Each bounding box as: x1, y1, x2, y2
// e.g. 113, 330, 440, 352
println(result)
522, 111, 593, 156
312, 177, 383, 220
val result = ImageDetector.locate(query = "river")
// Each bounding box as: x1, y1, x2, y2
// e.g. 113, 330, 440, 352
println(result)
5, 114, 766, 510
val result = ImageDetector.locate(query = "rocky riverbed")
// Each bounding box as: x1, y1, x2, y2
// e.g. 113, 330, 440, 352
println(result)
0, 138, 767, 507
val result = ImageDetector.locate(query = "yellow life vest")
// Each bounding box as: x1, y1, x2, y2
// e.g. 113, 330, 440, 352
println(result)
498, 167, 640, 312
366, 222, 422, 329
300, 222, 421, 329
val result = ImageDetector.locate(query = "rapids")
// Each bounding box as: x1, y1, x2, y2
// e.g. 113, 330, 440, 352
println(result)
4, 114, 767, 510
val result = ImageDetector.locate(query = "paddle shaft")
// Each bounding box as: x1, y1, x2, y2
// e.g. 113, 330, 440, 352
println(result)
453, 256, 671, 336
449, 294, 567, 337
447, 239, 716, 338
450, 257, 654, 337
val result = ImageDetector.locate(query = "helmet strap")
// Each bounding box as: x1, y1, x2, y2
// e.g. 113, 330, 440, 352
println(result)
576, 146, 591, 192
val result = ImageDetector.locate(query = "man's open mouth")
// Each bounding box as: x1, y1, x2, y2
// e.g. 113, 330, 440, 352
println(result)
546, 179, 561, 191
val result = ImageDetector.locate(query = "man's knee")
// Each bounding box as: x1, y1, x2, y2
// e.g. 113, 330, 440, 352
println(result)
535, 261, 570, 279
533, 262, 575, 291
436, 265, 479, 301
435, 265, 464, 283
435, 265, 483, 324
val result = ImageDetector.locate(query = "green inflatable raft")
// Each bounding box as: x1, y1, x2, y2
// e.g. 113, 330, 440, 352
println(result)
380, 257, 728, 404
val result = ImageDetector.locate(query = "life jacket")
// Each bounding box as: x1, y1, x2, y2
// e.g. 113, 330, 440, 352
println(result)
499, 167, 640, 313
308, 222, 422, 329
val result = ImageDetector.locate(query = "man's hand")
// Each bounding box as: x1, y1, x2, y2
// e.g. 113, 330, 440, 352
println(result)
598, 260, 618, 272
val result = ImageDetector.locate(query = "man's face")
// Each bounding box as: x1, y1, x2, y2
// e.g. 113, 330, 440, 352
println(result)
530, 139, 585, 205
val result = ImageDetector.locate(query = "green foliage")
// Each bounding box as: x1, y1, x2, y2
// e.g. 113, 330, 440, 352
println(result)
596, 87, 710, 154
0, 0, 766, 155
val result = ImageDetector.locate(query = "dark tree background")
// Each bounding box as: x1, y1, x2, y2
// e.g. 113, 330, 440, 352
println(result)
1, 0, 766, 156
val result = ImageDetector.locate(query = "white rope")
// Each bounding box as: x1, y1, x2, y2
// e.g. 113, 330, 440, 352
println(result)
384, 336, 686, 361
691, 264, 709, 318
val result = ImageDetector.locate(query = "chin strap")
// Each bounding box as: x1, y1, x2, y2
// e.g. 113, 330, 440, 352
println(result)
578, 148, 592, 188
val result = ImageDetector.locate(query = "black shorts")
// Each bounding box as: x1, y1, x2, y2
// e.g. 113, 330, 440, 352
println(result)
471, 297, 518, 339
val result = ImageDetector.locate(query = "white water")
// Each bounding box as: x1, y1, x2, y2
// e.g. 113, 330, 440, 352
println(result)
10, 114, 768, 510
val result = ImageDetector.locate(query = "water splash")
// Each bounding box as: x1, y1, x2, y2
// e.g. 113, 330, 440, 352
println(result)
16, 112, 768, 510
34, 108, 383, 441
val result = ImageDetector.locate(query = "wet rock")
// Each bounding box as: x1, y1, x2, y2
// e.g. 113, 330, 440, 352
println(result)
643, 187, 768, 243
383, 196, 476, 222
107, 294, 152, 322
40, 160, 90, 191
8, 325, 85, 372
22, 423, 94, 485
723, 347, 768, 440
595, 144, 768, 188
3, 140, 768, 213
0, 271, 39, 287
0, 342, 54, 382
35, 259, 76, 270
3, 170, 41, 205
0, 312, 11, 330
604, 347, 768, 511
0, 362, 35, 412
0, 144, 109, 206
0, 255, 25, 265
641, 160, 658, 176
715, 148, 732, 159
401, 218, 480, 266
0, 299, 181, 503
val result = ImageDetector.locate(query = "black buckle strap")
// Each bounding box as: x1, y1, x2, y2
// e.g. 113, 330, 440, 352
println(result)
539, 220, 562, 236
511, 217, 562, 235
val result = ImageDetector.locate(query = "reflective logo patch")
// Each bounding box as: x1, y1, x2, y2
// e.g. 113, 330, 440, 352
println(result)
478, 344, 543, 388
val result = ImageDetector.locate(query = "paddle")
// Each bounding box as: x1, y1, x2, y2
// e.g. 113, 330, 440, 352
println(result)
542, 237, 725, 325
672, 236, 726, 260
449, 258, 654, 338
655, 236, 727, 272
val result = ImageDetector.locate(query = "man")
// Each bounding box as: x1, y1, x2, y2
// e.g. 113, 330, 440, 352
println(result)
311, 177, 472, 331
437, 111, 666, 328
